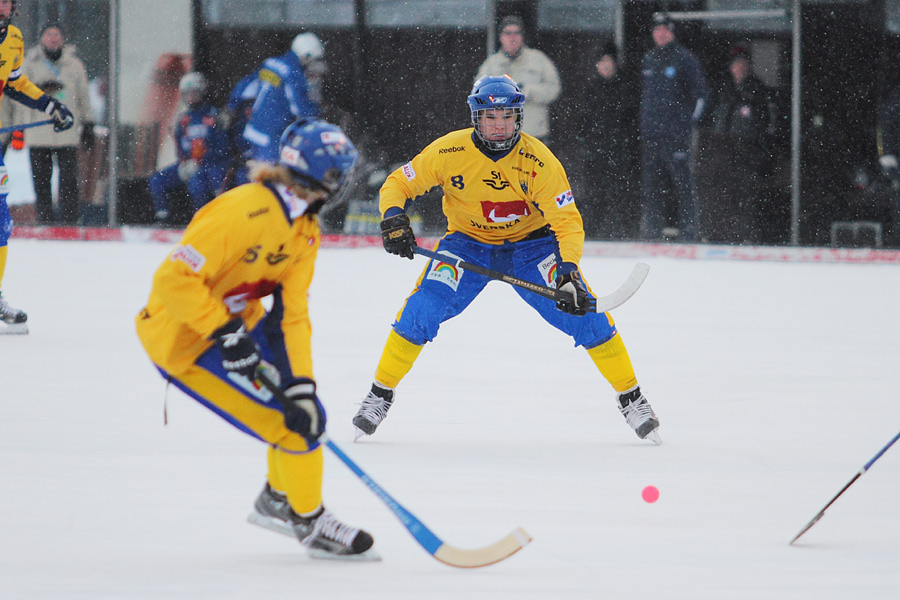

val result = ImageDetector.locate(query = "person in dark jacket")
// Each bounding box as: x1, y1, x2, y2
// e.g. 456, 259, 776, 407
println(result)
639, 15, 709, 243
878, 85, 900, 247
578, 43, 639, 239
702, 46, 774, 243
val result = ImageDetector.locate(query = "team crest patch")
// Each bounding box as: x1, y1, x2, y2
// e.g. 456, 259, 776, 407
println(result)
401, 162, 416, 181
170, 244, 206, 273
555, 189, 574, 209
426, 251, 463, 291
481, 200, 530, 223
537, 254, 558, 288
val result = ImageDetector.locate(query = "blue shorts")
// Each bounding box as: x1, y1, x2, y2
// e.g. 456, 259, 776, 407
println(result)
0, 153, 11, 246
392, 231, 617, 349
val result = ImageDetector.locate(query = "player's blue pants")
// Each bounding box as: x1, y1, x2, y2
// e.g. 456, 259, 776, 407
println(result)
392, 231, 617, 349
0, 156, 11, 247
149, 162, 228, 214
153, 298, 321, 452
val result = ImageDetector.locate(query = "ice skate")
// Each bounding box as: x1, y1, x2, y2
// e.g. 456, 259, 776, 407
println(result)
0, 292, 28, 335
293, 506, 379, 561
246, 483, 295, 538
618, 386, 661, 445
352, 383, 394, 440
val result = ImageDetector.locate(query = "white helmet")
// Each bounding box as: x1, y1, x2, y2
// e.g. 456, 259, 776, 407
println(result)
178, 72, 207, 97
292, 32, 324, 64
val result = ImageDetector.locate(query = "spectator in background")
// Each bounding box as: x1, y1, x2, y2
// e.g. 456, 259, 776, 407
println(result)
639, 14, 709, 243
7, 23, 92, 224
475, 15, 561, 144
878, 84, 900, 247
148, 72, 230, 223
242, 33, 324, 165
577, 42, 638, 239
703, 45, 774, 243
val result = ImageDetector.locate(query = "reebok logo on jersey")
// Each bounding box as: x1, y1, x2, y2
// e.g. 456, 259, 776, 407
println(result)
438, 146, 465, 154
401, 162, 416, 181
481, 200, 530, 223
170, 244, 206, 273
555, 189, 574, 209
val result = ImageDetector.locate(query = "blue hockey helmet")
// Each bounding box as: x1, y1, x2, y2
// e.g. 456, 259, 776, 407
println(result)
467, 75, 525, 151
278, 118, 358, 201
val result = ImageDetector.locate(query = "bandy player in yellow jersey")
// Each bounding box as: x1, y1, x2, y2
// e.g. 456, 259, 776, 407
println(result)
0, 0, 74, 334
353, 75, 661, 444
136, 119, 377, 560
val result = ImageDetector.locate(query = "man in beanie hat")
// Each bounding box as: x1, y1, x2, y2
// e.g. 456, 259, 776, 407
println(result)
639, 13, 709, 242
475, 15, 561, 143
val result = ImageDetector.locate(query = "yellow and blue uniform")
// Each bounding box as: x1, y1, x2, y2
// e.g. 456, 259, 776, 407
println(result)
0, 25, 55, 282
373, 129, 638, 394
136, 181, 326, 513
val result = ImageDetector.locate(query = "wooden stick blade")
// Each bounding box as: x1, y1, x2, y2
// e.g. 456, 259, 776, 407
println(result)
432, 527, 532, 568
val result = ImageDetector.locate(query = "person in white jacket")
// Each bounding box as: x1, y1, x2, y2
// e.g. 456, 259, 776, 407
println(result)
7, 23, 92, 224
474, 15, 561, 142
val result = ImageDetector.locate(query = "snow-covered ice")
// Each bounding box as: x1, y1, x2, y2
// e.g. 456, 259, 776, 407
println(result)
1, 239, 898, 599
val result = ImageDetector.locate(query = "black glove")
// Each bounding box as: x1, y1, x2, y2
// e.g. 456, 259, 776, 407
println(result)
282, 379, 327, 441
380, 213, 416, 259
44, 98, 74, 132
80, 122, 95, 150
556, 269, 595, 316
213, 318, 261, 380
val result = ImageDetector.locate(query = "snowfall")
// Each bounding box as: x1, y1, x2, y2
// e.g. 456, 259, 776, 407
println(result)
1, 233, 899, 599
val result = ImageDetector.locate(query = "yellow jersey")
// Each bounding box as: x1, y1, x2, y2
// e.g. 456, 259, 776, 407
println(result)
136, 182, 321, 379
379, 129, 585, 264
0, 26, 46, 121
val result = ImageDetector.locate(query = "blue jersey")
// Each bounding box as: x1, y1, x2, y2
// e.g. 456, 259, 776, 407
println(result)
640, 42, 709, 141
243, 51, 320, 162
174, 103, 231, 167
227, 72, 260, 158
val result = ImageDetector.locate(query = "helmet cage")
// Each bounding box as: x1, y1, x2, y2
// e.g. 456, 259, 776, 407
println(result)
467, 76, 525, 152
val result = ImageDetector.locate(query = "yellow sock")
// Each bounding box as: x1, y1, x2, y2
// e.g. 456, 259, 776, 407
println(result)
0, 245, 7, 289
374, 329, 424, 388
266, 446, 285, 493
272, 444, 324, 515
586, 334, 638, 392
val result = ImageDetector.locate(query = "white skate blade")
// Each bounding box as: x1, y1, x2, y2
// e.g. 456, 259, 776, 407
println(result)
0, 322, 28, 335
353, 427, 369, 442
247, 511, 295, 538
644, 430, 662, 446
307, 546, 382, 562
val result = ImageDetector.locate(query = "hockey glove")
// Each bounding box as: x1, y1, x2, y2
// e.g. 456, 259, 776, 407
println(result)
281, 379, 327, 441
380, 213, 416, 259
44, 98, 74, 132
556, 269, 596, 316
213, 318, 261, 380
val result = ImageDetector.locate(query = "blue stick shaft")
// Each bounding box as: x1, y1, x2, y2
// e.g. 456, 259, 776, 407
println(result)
0, 119, 54, 135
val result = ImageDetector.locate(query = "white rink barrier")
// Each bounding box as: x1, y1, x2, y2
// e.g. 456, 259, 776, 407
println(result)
11, 225, 900, 265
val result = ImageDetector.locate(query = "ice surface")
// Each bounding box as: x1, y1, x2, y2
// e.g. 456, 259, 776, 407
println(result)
1, 239, 898, 599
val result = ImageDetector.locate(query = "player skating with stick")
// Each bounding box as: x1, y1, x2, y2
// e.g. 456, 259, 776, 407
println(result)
353, 75, 660, 444
136, 118, 378, 560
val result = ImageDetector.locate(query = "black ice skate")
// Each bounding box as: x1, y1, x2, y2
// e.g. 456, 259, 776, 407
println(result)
293, 506, 378, 561
618, 386, 661, 445
352, 383, 394, 439
246, 483, 295, 537
0, 292, 28, 335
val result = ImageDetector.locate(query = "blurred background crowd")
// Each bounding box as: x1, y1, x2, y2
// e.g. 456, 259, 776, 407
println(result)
7, 0, 900, 249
